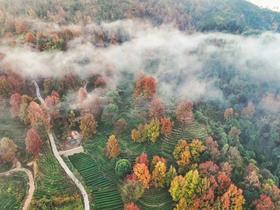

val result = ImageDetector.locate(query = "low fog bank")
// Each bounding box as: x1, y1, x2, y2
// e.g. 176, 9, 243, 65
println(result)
0, 20, 280, 107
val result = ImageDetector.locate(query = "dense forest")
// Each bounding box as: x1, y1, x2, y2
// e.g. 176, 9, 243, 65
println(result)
0, 0, 280, 209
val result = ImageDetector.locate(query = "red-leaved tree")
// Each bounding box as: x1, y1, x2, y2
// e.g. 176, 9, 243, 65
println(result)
27, 101, 50, 129
176, 100, 194, 125
149, 98, 165, 119
9, 92, 22, 118
134, 75, 156, 100
254, 194, 275, 210
25, 128, 43, 157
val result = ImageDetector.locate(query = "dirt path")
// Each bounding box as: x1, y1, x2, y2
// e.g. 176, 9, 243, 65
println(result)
33, 80, 90, 210
0, 168, 35, 210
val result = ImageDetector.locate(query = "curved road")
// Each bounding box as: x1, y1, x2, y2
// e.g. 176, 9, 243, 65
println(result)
0, 168, 34, 210
33, 81, 90, 210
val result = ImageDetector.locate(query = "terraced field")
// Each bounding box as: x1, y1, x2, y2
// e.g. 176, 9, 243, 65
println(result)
137, 188, 173, 210
0, 172, 27, 210
32, 151, 82, 209
161, 121, 208, 159
69, 153, 123, 210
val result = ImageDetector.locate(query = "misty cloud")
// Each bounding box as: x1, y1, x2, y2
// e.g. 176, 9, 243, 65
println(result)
1, 20, 280, 102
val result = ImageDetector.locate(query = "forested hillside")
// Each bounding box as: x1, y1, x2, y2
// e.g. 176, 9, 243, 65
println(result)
0, 0, 280, 209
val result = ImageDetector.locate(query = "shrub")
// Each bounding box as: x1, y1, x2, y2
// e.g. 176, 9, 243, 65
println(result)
115, 159, 131, 178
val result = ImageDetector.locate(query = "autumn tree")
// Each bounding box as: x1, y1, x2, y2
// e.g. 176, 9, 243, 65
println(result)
27, 101, 50, 129
19, 95, 33, 124
114, 118, 127, 134
25, 32, 35, 43
205, 136, 220, 161
220, 184, 245, 210
115, 159, 131, 178
151, 156, 167, 188
174, 198, 187, 210
169, 170, 205, 207
228, 127, 241, 139
160, 117, 173, 137
146, 118, 160, 143
0, 137, 17, 162
124, 203, 140, 210
9, 92, 22, 118
136, 153, 149, 166
44, 90, 60, 119
173, 139, 205, 169
25, 128, 43, 157
131, 129, 141, 142
79, 113, 97, 140
133, 163, 151, 189
244, 163, 261, 188
199, 161, 219, 177
217, 172, 232, 193
254, 194, 275, 210
148, 98, 165, 119
227, 146, 243, 168
189, 139, 206, 161
134, 75, 156, 100
224, 108, 234, 120
105, 135, 120, 159
175, 100, 194, 125
165, 166, 177, 187
131, 119, 160, 143
121, 180, 144, 203
173, 139, 191, 168
262, 181, 280, 209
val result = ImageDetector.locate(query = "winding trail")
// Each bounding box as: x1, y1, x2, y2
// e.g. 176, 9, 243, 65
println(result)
0, 168, 34, 210
33, 80, 90, 210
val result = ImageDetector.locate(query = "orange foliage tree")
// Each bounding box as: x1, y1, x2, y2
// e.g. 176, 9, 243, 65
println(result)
44, 90, 60, 119
124, 202, 140, 210
79, 113, 97, 140
134, 75, 156, 100
220, 184, 245, 210
173, 139, 191, 168
27, 101, 50, 129
131, 129, 141, 142
133, 163, 151, 189
160, 117, 173, 137
104, 135, 120, 159
254, 194, 275, 210
25, 128, 43, 157
173, 139, 205, 168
